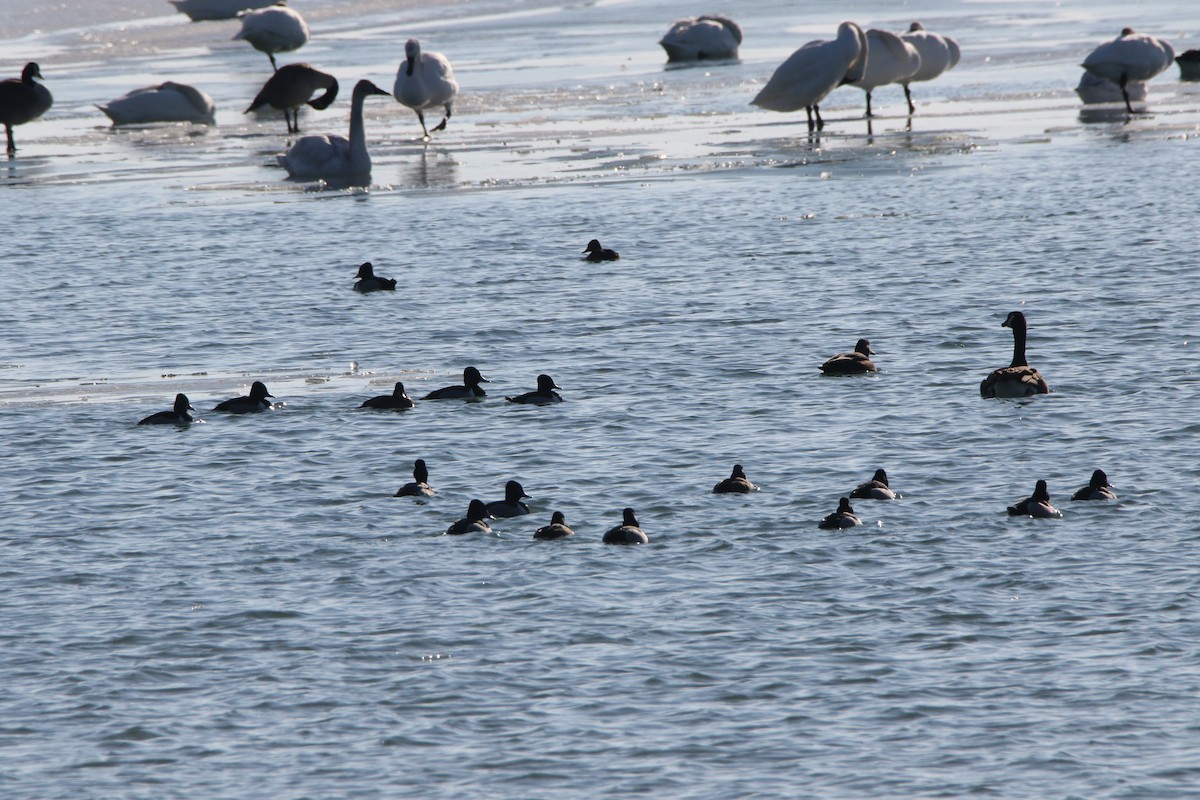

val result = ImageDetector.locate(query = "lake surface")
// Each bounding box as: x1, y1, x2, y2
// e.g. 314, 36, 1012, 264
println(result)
3, 1, 1200, 797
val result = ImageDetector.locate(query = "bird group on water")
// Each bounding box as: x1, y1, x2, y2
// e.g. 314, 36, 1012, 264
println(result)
2, 9, 1189, 160
133, 253, 1115, 540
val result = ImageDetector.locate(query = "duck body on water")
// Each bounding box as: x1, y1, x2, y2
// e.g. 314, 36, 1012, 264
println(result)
820, 338, 877, 374
422, 366, 488, 400
352, 261, 396, 292
394, 459, 435, 497
506, 374, 562, 405
0, 62, 53, 154
603, 508, 649, 544
213, 381, 274, 413
583, 240, 620, 261
1071, 470, 1116, 501
138, 393, 195, 426
712, 464, 758, 494
445, 499, 493, 535
534, 511, 575, 540
850, 469, 896, 500
818, 497, 862, 529
1008, 480, 1063, 518
486, 480, 531, 518
360, 381, 413, 410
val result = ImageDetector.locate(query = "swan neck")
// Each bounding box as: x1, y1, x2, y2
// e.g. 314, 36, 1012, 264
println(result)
348, 91, 370, 168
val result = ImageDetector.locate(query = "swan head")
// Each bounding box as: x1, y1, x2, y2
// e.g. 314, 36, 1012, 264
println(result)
908, 22, 925, 33
404, 38, 422, 75
353, 80, 391, 100
839, 23, 870, 84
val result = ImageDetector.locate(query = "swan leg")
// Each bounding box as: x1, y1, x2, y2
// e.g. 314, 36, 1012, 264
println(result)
1119, 74, 1134, 115
865, 91, 874, 118
268, 52, 278, 73
415, 110, 431, 140
429, 103, 451, 133
813, 105, 825, 131
5, 124, 14, 155
903, 84, 915, 115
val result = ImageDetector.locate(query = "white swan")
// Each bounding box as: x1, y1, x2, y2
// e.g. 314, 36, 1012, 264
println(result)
849, 29, 921, 116
0, 62, 53, 154
170, 0, 278, 22
750, 21, 868, 131
246, 63, 337, 133
659, 15, 742, 62
394, 38, 458, 140
1082, 28, 1174, 113
899, 22, 961, 113
1075, 71, 1147, 105
277, 79, 390, 180
98, 82, 215, 126
233, 5, 310, 72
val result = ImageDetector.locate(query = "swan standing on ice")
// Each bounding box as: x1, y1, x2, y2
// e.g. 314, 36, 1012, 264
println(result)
276, 79, 390, 180
98, 82, 215, 126
658, 15, 743, 62
849, 29, 920, 117
899, 22, 961, 114
394, 38, 459, 140
0, 62, 53, 155
246, 63, 338, 133
750, 21, 868, 131
234, 5, 310, 72
1082, 27, 1175, 113
170, 0, 278, 22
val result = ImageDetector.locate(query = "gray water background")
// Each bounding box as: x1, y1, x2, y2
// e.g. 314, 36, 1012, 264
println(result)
3, 1, 1200, 797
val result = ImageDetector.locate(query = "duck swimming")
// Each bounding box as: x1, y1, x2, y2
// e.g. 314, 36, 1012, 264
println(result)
360, 381, 413, 410
506, 374, 562, 405
712, 464, 758, 494
1071, 470, 1116, 501
582, 239, 620, 261
1007, 480, 1063, 518
422, 366, 489, 400
394, 458, 435, 497
979, 311, 1050, 398
820, 338, 877, 374
213, 381, 274, 413
849, 468, 896, 500
445, 499, 493, 535
818, 497, 862, 529
138, 393, 194, 426
486, 480, 531, 518
534, 511, 575, 540
353, 261, 396, 292
603, 507, 649, 544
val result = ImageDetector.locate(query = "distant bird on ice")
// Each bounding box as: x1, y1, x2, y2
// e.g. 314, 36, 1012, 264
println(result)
898, 22, 961, 114
246, 63, 338, 133
170, 0, 278, 22
1081, 27, 1175, 113
394, 38, 458, 140
750, 21, 868, 131
658, 15, 743, 62
98, 82, 215, 126
0, 62, 53, 155
276, 79, 390, 180
234, 5, 311, 72
848, 28, 921, 117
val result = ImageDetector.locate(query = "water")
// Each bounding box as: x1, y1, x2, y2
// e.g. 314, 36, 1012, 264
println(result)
3, 1, 1200, 797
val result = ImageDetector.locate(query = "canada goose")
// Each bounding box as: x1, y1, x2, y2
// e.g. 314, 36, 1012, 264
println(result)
979, 311, 1050, 398
0, 62, 53, 154
246, 63, 338, 133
